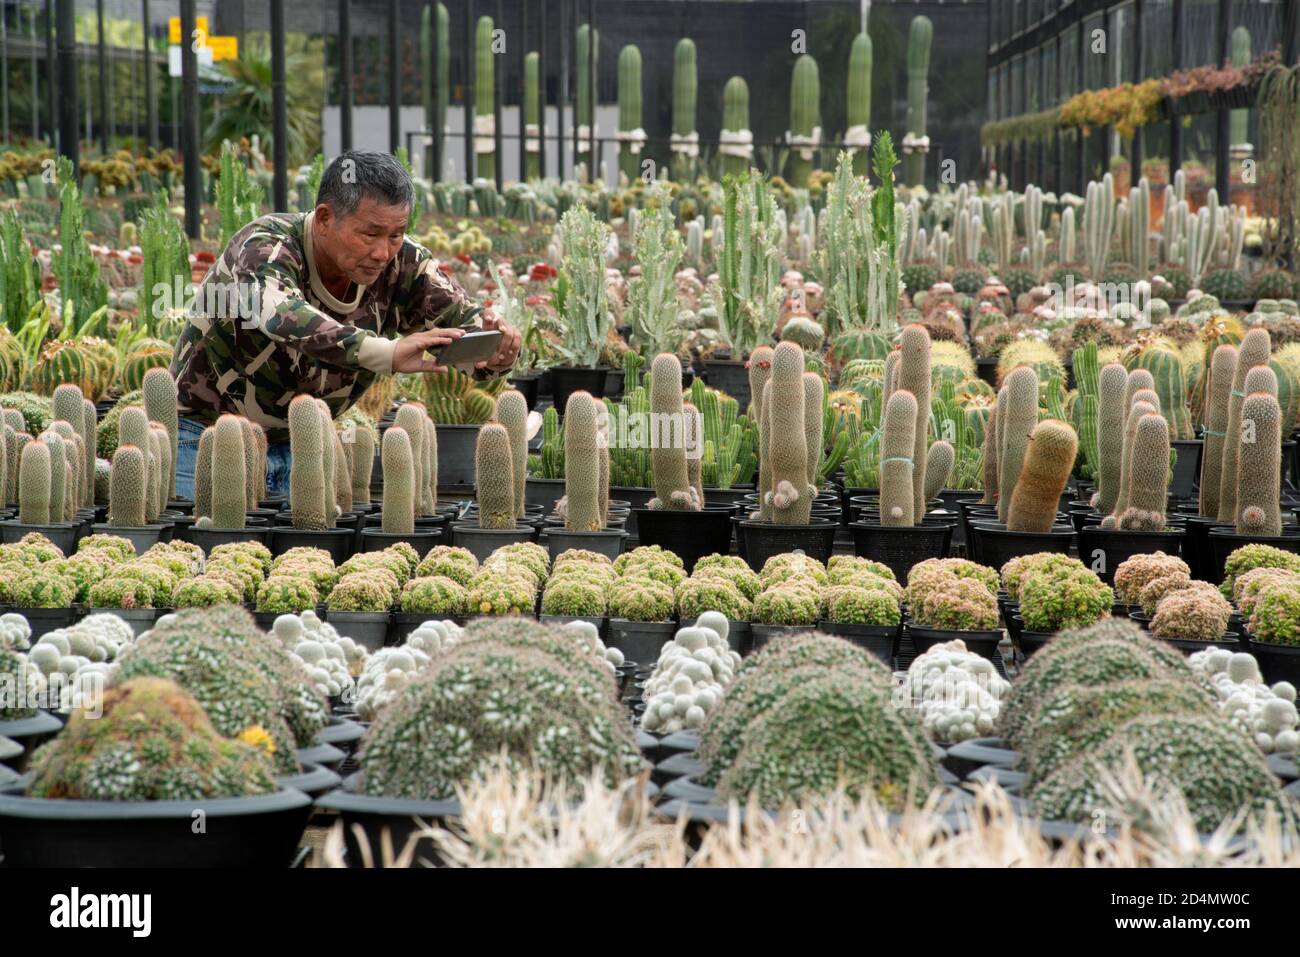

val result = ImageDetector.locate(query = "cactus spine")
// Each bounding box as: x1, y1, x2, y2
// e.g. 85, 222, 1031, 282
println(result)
721, 76, 751, 177
195, 427, 214, 520
981, 400, 1001, 505
381, 426, 415, 534
1237, 391, 1282, 536
671, 38, 698, 179
563, 391, 604, 531
617, 45, 643, 183
209, 415, 247, 529
107, 444, 147, 527
422, 415, 437, 517
767, 342, 811, 524
19, 439, 50, 525
649, 354, 698, 510
394, 404, 426, 517
142, 368, 179, 500
904, 16, 932, 187
787, 54, 821, 187
1093, 363, 1129, 515
288, 395, 328, 530
897, 326, 932, 522
495, 390, 528, 519
1218, 329, 1271, 523
1200, 344, 1237, 518
998, 367, 1040, 524
475, 423, 515, 529
474, 16, 496, 180
880, 390, 918, 526
1006, 420, 1078, 533
1118, 413, 1170, 530
351, 422, 375, 506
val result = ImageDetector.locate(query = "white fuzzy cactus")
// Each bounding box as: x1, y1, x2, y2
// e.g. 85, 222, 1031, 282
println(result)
640, 613, 741, 734
0, 612, 33, 651
406, 619, 465, 657
271, 609, 368, 700
904, 639, 1010, 743
561, 619, 625, 672
354, 646, 432, 721
1188, 646, 1299, 755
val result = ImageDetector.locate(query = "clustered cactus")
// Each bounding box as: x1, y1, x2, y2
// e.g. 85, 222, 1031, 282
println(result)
902, 639, 1010, 743
1151, 588, 1233, 642
1112, 551, 1191, 605
906, 558, 1000, 631
1221, 544, 1300, 602
640, 613, 741, 733
1018, 565, 1113, 633
1188, 647, 1300, 755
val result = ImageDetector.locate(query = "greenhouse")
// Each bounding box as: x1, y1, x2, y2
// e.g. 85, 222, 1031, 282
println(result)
0, 0, 1298, 885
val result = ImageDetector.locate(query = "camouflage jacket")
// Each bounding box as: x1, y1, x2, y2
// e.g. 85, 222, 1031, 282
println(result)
171, 211, 484, 440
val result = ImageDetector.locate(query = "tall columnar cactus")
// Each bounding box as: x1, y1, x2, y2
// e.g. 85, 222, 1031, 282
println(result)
787, 54, 821, 187
195, 427, 214, 520
749, 345, 775, 520
421, 4, 451, 178
496, 390, 529, 519
238, 417, 258, 510
903, 15, 932, 187
351, 421, 375, 506
81, 399, 96, 503
1093, 363, 1129, 515
1200, 344, 1237, 518
151, 424, 172, 518
43, 430, 66, 525
720, 76, 751, 177
766, 342, 811, 524
474, 16, 496, 181
802, 372, 824, 493
1059, 207, 1077, 265
1118, 413, 1171, 530
381, 426, 415, 535
475, 424, 515, 529
981, 401, 1000, 505
879, 390, 918, 526
1218, 328, 1271, 524
576, 24, 598, 159
209, 415, 248, 530
649, 354, 697, 510
925, 440, 955, 500
897, 326, 932, 523
564, 391, 604, 531
1127, 343, 1191, 439
846, 32, 873, 177
421, 416, 437, 517
1236, 391, 1282, 537
146, 430, 164, 523
288, 395, 328, 531
333, 430, 352, 515
1084, 175, 1115, 279
142, 368, 179, 501
617, 45, 643, 183
671, 38, 698, 179
524, 52, 541, 180
1129, 180, 1150, 276
18, 439, 50, 525
394, 404, 426, 518
998, 367, 1040, 524
1111, 400, 1158, 522
1006, 420, 1078, 533
1230, 27, 1251, 147
107, 444, 147, 527
3, 426, 19, 507
52, 385, 89, 505
1184, 195, 1220, 288
317, 399, 338, 528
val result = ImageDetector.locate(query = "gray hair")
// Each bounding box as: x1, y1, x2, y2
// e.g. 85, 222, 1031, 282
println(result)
316, 150, 414, 217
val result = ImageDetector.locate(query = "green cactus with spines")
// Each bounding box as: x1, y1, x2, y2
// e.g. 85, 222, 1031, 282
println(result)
1237, 390, 1283, 537
287, 395, 328, 531
348, 417, 376, 506
474, 423, 515, 530
393, 403, 426, 515
142, 368, 179, 500
238, 417, 260, 511
617, 45, 642, 183
1117, 413, 1170, 531
193, 427, 214, 520
766, 342, 811, 524
648, 354, 697, 510
1124, 341, 1192, 440
904, 16, 933, 187
997, 366, 1042, 524
52, 385, 88, 505
42, 429, 66, 524
671, 38, 698, 180
1268, 357, 1299, 439
563, 391, 605, 531
897, 326, 932, 523
787, 54, 820, 187
18, 438, 50, 525
381, 426, 415, 535
879, 390, 917, 526
523, 52, 541, 180
1199, 344, 1237, 518
1007, 419, 1078, 533
206, 415, 247, 530
332, 428, 352, 515
576, 23, 598, 165
846, 32, 873, 177
802, 372, 824, 494
474, 16, 496, 181
494, 390, 528, 519
1072, 342, 1100, 480
1218, 329, 1271, 524
721, 76, 750, 178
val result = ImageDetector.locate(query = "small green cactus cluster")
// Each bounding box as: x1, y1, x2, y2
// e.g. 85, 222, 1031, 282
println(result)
698, 630, 936, 807
1220, 544, 1300, 602
686, 553, 758, 601
87, 575, 157, 609
256, 576, 320, 614
1111, 551, 1191, 605
257, 545, 338, 610
24, 676, 279, 800
541, 552, 613, 617
905, 558, 1000, 631
822, 585, 901, 626
357, 617, 642, 801
1232, 567, 1300, 617
1199, 267, 1248, 302
608, 565, 676, 622
1248, 585, 1300, 646
325, 547, 414, 613
416, 545, 480, 586
400, 575, 469, 616
114, 604, 328, 773
675, 571, 753, 622
1138, 575, 1216, 619
1000, 553, 1087, 601
1251, 268, 1295, 301
465, 542, 549, 616
174, 575, 245, 609
753, 581, 821, 626
1018, 565, 1113, 633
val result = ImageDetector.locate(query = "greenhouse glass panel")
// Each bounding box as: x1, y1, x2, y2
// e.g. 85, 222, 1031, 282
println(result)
1183, 0, 1220, 67
1143, 0, 1175, 77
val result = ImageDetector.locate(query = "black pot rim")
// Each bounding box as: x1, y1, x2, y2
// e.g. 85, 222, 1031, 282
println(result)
0, 785, 311, 819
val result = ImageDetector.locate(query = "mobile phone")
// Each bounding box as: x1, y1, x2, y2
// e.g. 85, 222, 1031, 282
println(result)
431, 329, 503, 367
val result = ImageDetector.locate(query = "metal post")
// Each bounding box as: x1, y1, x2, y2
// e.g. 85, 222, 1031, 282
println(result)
465, 0, 475, 182
46, 0, 55, 147
538, 0, 546, 178
30, 3, 38, 140
339, 0, 352, 151
586, 0, 594, 182
518, 0, 526, 181
1132, 0, 1144, 180
1284, 0, 1297, 66
1215, 0, 1231, 201
493, 0, 503, 191
1076, 8, 1086, 193
1, 3, 8, 144
180, 0, 200, 237
55, 0, 75, 169
388, 0, 399, 154
271, 0, 287, 210
143, 0, 156, 148
428, 0, 439, 179
558, 0, 567, 178
97, 0, 108, 153
1170, 0, 1183, 177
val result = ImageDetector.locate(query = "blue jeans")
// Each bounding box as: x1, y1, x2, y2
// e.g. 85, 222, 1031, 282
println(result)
176, 417, 291, 499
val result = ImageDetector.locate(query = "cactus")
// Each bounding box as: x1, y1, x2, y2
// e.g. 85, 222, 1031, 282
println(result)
474, 424, 515, 529
18, 438, 50, 525
381, 426, 415, 534
766, 342, 811, 524
1200, 344, 1237, 518
801, 372, 824, 494
1237, 391, 1282, 536
564, 391, 604, 531
1084, 175, 1115, 280
474, 16, 496, 180
208, 415, 248, 530
1218, 328, 1271, 524
903, 16, 932, 187
350, 420, 375, 506
844, 32, 874, 177
495, 390, 528, 519
1110, 399, 1157, 523
288, 395, 328, 531
1129, 180, 1150, 276
195, 426, 214, 520
522, 52, 541, 180
879, 390, 918, 526
671, 38, 698, 180
106, 444, 147, 528
1118, 414, 1171, 530
981, 401, 1000, 505
576, 23, 598, 158
394, 404, 426, 517
81, 399, 96, 503
897, 326, 932, 523
926, 440, 955, 500
1125, 342, 1191, 439
1007, 420, 1078, 533
333, 429, 352, 515
237, 417, 258, 510
142, 368, 179, 500
150, 424, 171, 519
52, 384, 89, 506
997, 366, 1039, 524
43, 430, 66, 524
422, 415, 438, 517
647, 354, 697, 510
1091, 363, 1129, 514
720, 76, 751, 178
787, 54, 820, 187
617, 45, 643, 183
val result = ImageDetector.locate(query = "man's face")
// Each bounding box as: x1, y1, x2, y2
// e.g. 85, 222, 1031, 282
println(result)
314, 195, 409, 284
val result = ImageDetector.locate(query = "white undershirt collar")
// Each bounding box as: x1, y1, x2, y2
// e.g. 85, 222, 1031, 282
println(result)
303, 210, 367, 313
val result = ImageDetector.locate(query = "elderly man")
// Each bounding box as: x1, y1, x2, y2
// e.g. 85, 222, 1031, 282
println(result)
171, 149, 519, 497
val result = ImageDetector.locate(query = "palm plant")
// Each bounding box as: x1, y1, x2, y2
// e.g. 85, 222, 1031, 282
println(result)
203, 37, 322, 167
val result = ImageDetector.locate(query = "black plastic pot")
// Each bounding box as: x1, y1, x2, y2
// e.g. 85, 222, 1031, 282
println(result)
1248, 637, 1300, 686
968, 521, 1074, 569
1208, 529, 1300, 584
815, 620, 900, 666
508, 372, 541, 410
270, 527, 355, 563
632, 505, 734, 572
907, 625, 1007, 678
1169, 439, 1203, 501
323, 611, 391, 651
538, 614, 605, 637
185, 524, 273, 552
700, 358, 751, 410
358, 528, 442, 557
611, 486, 655, 538
0, 785, 313, 867
1016, 628, 1055, 659
86, 607, 157, 637
750, 622, 818, 650
607, 619, 676, 663
434, 423, 482, 489
1075, 526, 1186, 585
1179, 515, 1224, 582
975, 356, 999, 386
451, 524, 538, 562
524, 477, 566, 516
278, 762, 344, 800
0, 520, 80, 554
848, 521, 953, 582
314, 775, 462, 868
253, 609, 305, 632
550, 365, 609, 412
16, 606, 80, 639
1158, 633, 1240, 655
0, 711, 63, 769
88, 523, 167, 555
387, 612, 456, 645
541, 527, 628, 561
1129, 611, 1153, 630
604, 368, 626, 400
738, 517, 837, 571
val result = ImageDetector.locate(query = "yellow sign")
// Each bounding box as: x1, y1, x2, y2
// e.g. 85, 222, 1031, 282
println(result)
168, 15, 210, 45
207, 36, 238, 61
